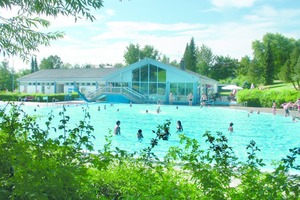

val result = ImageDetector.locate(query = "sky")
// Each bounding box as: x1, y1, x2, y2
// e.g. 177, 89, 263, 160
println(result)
3, 0, 300, 71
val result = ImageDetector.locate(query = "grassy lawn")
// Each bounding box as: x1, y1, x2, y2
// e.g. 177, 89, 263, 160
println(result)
262, 80, 294, 90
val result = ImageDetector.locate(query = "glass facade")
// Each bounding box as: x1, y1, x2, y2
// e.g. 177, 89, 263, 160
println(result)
131, 64, 196, 103
132, 64, 166, 101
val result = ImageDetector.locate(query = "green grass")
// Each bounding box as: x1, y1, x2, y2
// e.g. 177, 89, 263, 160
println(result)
261, 80, 294, 90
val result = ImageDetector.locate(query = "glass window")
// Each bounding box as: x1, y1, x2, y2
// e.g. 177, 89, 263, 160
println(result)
170, 83, 177, 94
186, 83, 193, 94
157, 83, 166, 95
132, 82, 139, 92
178, 83, 185, 95
149, 65, 157, 82
140, 83, 148, 94
132, 68, 139, 82
157, 67, 166, 82
141, 65, 148, 82
149, 83, 157, 94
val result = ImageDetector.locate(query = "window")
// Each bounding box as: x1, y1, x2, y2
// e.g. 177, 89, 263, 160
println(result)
141, 65, 148, 82
157, 67, 166, 82
132, 68, 139, 82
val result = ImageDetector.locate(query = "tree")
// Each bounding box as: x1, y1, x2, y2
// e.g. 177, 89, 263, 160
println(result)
30, 56, 38, 73
264, 41, 275, 85
183, 37, 197, 72
39, 55, 63, 69
0, 0, 103, 62
209, 56, 238, 81
252, 33, 296, 83
0, 60, 13, 91
123, 44, 161, 65
196, 44, 215, 76
124, 44, 140, 65
140, 45, 160, 60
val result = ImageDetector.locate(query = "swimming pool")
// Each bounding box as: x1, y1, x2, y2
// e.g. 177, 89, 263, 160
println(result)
11, 102, 300, 171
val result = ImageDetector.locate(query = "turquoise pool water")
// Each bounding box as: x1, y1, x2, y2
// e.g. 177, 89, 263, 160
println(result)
6, 102, 300, 171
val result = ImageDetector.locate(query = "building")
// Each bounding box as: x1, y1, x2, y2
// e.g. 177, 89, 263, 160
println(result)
17, 58, 218, 104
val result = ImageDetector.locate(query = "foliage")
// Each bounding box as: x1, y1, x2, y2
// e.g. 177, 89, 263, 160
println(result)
237, 88, 300, 107
183, 37, 197, 72
124, 44, 161, 65
0, 0, 103, 62
39, 55, 64, 69
0, 60, 14, 91
0, 104, 300, 199
30, 56, 39, 73
0, 92, 79, 102
209, 55, 239, 81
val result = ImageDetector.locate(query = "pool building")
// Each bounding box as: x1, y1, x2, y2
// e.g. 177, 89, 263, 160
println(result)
17, 58, 218, 105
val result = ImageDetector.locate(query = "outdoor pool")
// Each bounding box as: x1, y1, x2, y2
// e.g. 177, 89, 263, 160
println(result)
6, 102, 300, 171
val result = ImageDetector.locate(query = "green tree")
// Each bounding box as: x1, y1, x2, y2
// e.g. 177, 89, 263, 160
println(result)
196, 44, 215, 76
209, 56, 238, 81
124, 44, 140, 65
30, 56, 38, 73
39, 55, 63, 69
252, 33, 296, 83
123, 44, 161, 65
183, 37, 197, 72
264, 41, 275, 85
0, 0, 103, 62
141, 45, 160, 60
0, 60, 14, 91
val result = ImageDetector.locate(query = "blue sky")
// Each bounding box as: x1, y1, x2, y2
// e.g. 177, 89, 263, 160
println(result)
4, 0, 300, 70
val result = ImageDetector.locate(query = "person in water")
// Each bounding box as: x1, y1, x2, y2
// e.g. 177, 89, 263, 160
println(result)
114, 120, 121, 135
161, 128, 170, 140
176, 120, 183, 132
228, 122, 234, 132
137, 129, 144, 141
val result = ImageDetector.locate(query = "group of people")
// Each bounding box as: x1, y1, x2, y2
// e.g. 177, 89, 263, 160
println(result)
113, 120, 184, 141
278, 98, 300, 117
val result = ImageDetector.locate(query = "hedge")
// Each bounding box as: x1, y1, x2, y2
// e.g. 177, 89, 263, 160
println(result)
0, 92, 79, 102
237, 89, 300, 107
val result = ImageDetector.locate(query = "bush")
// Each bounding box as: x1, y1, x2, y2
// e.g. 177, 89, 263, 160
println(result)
237, 89, 300, 107
0, 91, 79, 102
0, 103, 299, 199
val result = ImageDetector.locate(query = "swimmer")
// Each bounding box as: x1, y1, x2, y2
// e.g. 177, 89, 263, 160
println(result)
114, 120, 121, 135
176, 106, 178, 109
161, 128, 170, 140
146, 110, 148, 113
283, 102, 293, 117
176, 120, 183, 132
156, 106, 161, 114
137, 129, 144, 141
294, 98, 300, 113
98, 106, 100, 111
257, 110, 260, 114
130, 102, 132, 107
228, 122, 234, 132
104, 105, 106, 110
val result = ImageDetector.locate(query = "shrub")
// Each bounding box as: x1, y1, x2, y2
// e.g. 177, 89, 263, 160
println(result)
237, 89, 300, 107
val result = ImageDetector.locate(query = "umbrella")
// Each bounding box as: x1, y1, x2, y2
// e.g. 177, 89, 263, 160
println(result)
221, 85, 243, 90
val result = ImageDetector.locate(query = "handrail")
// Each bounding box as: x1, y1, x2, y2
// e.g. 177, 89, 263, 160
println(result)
88, 86, 146, 103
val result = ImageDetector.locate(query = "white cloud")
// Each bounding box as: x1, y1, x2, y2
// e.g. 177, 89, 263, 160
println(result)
211, 0, 255, 8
